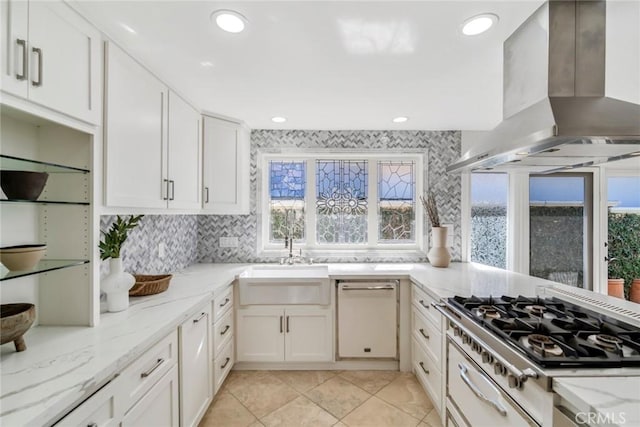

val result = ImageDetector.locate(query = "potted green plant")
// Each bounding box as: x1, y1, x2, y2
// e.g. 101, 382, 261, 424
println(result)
607, 211, 640, 302
100, 215, 144, 312
421, 191, 450, 268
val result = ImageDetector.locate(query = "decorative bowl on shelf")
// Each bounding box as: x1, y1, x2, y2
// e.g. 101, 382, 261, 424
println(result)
0, 303, 36, 352
0, 170, 49, 200
129, 274, 173, 296
0, 244, 47, 271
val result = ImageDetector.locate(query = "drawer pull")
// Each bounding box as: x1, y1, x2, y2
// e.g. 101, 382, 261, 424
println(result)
220, 325, 231, 335
458, 363, 507, 416
193, 312, 206, 323
219, 298, 230, 307
87, 423, 98, 427
220, 357, 231, 369
141, 358, 165, 378
419, 361, 429, 375
419, 328, 430, 340
419, 300, 430, 310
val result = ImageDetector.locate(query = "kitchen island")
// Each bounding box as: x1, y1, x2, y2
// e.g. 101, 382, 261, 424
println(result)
1, 262, 638, 426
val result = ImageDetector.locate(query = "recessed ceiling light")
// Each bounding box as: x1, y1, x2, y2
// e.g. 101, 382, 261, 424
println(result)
461, 13, 498, 36
200, 61, 214, 68
211, 10, 247, 33
271, 116, 287, 123
119, 22, 137, 35
392, 116, 408, 123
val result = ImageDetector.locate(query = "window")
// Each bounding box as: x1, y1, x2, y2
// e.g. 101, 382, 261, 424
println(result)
260, 153, 424, 253
470, 173, 508, 268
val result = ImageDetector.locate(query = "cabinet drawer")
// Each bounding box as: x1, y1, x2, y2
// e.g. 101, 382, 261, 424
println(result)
212, 286, 233, 322
214, 340, 234, 393
120, 330, 178, 412
56, 380, 118, 427
412, 307, 442, 365
412, 284, 441, 328
412, 337, 442, 412
447, 341, 534, 426
213, 308, 234, 356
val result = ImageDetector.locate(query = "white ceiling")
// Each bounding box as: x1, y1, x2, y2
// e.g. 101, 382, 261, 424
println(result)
72, 1, 545, 130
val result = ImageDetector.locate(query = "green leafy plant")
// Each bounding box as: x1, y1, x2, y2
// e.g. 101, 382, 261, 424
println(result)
420, 191, 441, 228
99, 215, 144, 260
607, 211, 640, 299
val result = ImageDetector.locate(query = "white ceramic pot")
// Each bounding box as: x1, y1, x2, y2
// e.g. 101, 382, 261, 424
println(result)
428, 227, 451, 268
101, 258, 135, 312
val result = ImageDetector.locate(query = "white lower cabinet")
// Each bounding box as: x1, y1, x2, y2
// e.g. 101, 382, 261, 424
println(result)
237, 306, 332, 363
55, 379, 119, 427
212, 286, 235, 394
121, 365, 179, 427
179, 304, 212, 427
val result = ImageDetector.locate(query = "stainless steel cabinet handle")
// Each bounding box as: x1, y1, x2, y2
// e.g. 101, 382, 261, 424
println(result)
31, 47, 42, 86
342, 285, 395, 291
458, 363, 507, 416
286, 316, 290, 333
419, 361, 429, 375
220, 325, 230, 335
419, 328, 430, 340
219, 298, 230, 307
141, 358, 164, 378
193, 312, 206, 323
16, 39, 27, 80
220, 357, 230, 369
279, 316, 283, 333
169, 180, 175, 200
204, 186, 209, 203
163, 179, 169, 200
419, 300, 430, 309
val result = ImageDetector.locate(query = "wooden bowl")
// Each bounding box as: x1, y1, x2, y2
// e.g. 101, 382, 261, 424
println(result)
0, 170, 49, 200
130, 274, 172, 296
0, 245, 47, 271
1, 303, 36, 352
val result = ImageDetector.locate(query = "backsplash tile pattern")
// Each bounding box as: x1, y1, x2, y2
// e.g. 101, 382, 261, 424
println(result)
100, 215, 198, 274
198, 130, 461, 263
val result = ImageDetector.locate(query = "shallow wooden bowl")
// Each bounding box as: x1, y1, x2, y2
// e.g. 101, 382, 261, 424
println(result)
0, 244, 47, 271
1, 303, 36, 352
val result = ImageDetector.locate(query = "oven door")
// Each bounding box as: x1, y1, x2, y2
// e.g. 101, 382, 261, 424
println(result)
447, 337, 539, 427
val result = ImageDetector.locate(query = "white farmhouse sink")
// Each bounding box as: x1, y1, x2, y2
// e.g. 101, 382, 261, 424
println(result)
238, 265, 330, 305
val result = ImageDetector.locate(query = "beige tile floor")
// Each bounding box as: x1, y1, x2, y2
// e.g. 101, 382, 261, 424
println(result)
199, 370, 443, 427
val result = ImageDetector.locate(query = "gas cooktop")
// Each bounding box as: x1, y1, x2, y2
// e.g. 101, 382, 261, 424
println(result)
449, 295, 640, 368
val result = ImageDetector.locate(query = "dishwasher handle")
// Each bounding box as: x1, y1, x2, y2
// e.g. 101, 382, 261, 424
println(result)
341, 285, 395, 291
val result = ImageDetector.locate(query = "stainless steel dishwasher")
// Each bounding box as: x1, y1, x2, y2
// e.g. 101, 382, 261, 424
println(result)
337, 280, 398, 359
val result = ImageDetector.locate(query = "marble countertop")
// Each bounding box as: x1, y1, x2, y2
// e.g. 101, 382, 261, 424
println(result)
1, 261, 637, 425
553, 377, 640, 427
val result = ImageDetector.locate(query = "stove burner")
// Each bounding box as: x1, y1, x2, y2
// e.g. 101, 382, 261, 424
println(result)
588, 334, 624, 353
525, 334, 564, 357
525, 305, 547, 316
477, 305, 500, 319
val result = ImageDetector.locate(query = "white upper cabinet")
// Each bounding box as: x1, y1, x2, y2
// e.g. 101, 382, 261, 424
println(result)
104, 42, 201, 210
105, 42, 168, 209
0, 0, 100, 124
202, 116, 250, 214
168, 92, 201, 210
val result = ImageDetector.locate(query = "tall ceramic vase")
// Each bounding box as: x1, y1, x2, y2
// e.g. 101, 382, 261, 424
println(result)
101, 258, 135, 312
428, 227, 451, 268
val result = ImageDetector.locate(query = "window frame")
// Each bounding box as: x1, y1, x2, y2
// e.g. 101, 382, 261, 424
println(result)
257, 150, 426, 258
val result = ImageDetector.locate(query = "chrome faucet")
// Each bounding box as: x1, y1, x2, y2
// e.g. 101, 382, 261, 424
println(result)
280, 210, 312, 265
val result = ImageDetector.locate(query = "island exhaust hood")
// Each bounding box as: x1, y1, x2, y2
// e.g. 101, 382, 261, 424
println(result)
448, 0, 640, 174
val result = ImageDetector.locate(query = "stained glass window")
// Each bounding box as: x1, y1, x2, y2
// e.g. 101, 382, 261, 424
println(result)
269, 161, 305, 241
378, 161, 415, 241
316, 160, 368, 244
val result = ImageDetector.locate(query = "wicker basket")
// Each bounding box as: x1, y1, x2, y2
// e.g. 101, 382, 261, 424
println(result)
129, 274, 172, 297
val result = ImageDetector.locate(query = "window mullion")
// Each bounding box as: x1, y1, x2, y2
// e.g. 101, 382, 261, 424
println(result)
306, 158, 317, 247
367, 159, 377, 247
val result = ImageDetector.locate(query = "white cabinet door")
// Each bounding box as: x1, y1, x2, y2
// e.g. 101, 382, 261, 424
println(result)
104, 42, 168, 208
0, 0, 28, 98
179, 306, 212, 427
202, 116, 249, 214
236, 307, 284, 362
167, 91, 201, 210
284, 307, 333, 362
27, 2, 100, 124
121, 365, 179, 427
56, 378, 121, 427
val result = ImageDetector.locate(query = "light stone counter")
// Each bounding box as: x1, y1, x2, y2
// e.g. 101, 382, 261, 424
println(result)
0, 261, 636, 426
553, 377, 640, 427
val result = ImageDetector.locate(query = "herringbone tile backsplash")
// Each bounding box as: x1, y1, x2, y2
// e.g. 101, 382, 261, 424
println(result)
101, 130, 461, 271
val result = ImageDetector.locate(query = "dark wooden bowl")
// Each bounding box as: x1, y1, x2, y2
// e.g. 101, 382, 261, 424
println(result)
1, 303, 36, 352
0, 170, 49, 200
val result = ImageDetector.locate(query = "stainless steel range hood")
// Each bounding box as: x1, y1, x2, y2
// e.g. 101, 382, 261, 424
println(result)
448, 0, 640, 174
